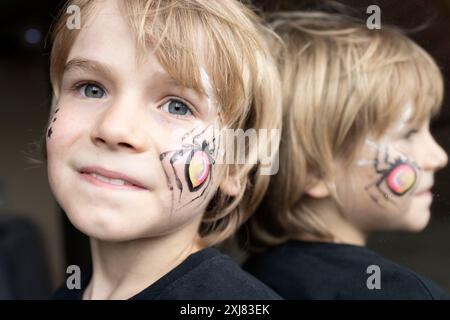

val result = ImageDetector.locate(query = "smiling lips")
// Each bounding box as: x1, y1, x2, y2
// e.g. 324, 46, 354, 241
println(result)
79, 166, 147, 190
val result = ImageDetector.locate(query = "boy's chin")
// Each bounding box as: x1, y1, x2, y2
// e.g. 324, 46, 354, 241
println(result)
65, 210, 153, 242
398, 208, 431, 232
65, 207, 197, 242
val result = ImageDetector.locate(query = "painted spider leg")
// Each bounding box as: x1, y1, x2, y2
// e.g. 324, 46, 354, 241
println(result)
47, 107, 61, 139
160, 145, 195, 162
161, 164, 175, 217
187, 126, 218, 161
160, 144, 196, 159
179, 138, 216, 154
211, 134, 219, 159
196, 124, 221, 159
375, 175, 398, 205
202, 125, 219, 161
181, 143, 197, 149
206, 133, 218, 159
176, 165, 213, 210
160, 148, 189, 198
372, 146, 390, 173
170, 126, 214, 155
364, 146, 397, 207
181, 127, 197, 143
365, 188, 387, 208
191, 125, 212, 146
160, 126, 211, 158
364, 177, 397, 208
169, 149, 190, 201
176, 140, 216, 210
159, 158, 174, 191
159, 150, 172, 161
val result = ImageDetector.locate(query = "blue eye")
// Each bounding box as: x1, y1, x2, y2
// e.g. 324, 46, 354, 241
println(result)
79, 83, 105, 99
162, 100, 193, 117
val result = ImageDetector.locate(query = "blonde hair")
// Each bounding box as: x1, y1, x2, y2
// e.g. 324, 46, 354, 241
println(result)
245, 11, 444, 251
44, 0, 282, 245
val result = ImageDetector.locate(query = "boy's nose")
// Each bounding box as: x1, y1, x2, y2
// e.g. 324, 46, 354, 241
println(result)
420, 133, 448, 172
90, 101, 147, 153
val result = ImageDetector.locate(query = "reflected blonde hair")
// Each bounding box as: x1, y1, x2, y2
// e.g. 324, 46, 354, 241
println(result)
45, 0, 282, 245
245, 11, 444, 251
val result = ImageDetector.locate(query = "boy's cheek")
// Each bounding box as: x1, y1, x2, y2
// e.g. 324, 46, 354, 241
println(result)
46, 105, 62, 140
46, 107, 65, 156
46, 106, 88, 158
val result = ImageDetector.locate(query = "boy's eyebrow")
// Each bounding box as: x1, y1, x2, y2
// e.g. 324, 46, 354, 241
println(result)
64, 58, 115, 79
64, 57, 184, 88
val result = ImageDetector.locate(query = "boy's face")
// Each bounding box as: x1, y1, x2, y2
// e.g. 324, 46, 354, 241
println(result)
336, 105, 448, 233
46, 0, 227, 241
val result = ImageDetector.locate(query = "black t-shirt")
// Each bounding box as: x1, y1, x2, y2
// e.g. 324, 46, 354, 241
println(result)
52, 247, 281, 300
243, 240, 449, 300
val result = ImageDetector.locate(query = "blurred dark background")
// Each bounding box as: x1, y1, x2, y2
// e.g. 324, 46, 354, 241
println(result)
0, 0, 449, 298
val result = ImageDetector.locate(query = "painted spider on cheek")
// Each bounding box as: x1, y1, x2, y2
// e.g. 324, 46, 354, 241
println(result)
364, 146, 418, 208
159, 125, 219, 211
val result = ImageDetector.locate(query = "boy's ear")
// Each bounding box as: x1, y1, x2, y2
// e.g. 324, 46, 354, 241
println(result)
219, 174, 241, 197
305, 176, 330, 198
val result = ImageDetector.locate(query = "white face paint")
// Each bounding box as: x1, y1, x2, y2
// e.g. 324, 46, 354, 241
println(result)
356, 139, 378, 166
392, 102, 413, 134
200, 67, 213, 117
199, 67, 225, 158
355, 102, 413, 167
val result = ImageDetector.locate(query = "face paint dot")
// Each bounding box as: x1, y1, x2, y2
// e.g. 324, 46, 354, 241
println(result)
47, 127, 53, 138
386, 163, 417, 195
187, 150, 210, 191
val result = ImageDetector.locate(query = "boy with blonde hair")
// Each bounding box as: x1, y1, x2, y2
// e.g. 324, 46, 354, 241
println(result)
46, 0, 282, 299
244, 12, 449, 299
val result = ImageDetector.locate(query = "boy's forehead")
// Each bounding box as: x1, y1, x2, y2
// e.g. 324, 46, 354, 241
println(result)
67, 0, 133, 62
70, 0, 210, 65
66, 3, 192, 84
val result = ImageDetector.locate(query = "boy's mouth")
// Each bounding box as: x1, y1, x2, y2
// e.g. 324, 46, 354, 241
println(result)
415, 184, 433, 198
415, 189, 432, 197
78, 166, 147, 190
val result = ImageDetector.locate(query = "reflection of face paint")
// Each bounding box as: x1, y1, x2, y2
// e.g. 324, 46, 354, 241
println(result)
386, 163, 417, 195
186, 150, 211, 191
393, 104, 413, 134
359, 141, 419, 208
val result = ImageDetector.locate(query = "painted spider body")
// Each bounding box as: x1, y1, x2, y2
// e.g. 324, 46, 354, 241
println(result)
159, 126, 218, 211
364, 147, 418, 207
184, 142, 214, 192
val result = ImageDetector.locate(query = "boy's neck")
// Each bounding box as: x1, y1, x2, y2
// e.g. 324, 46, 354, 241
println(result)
83, 218, 204, 300
294, 198, 368, 247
